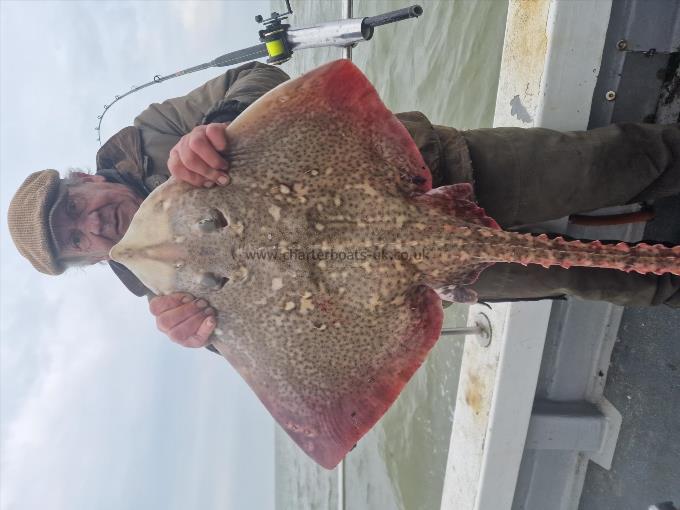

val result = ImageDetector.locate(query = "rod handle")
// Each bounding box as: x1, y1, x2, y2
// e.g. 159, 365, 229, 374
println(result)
362, 5, 423, 29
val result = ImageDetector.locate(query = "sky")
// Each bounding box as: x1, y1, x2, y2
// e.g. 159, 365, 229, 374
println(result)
0, 2, 283, 509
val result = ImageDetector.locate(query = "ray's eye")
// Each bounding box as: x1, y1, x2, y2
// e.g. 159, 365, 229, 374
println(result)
200, 272, 229, 290
198, 209, 229, 233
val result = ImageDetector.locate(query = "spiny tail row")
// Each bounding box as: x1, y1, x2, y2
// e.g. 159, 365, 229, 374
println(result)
495, 231, 680, 276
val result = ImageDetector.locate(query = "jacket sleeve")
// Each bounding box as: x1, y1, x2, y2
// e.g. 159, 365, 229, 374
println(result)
133, 61, 290, 176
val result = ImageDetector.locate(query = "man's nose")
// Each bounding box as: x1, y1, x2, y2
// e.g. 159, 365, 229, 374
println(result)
81, 210, 102, 235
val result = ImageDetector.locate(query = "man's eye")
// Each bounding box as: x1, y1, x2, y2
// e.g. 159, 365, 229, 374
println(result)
66, 196, 86, 218
72, 232, 82, 249
66, 199, 78, 217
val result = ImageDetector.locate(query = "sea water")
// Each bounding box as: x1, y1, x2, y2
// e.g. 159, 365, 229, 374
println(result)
273, 1, 508, 508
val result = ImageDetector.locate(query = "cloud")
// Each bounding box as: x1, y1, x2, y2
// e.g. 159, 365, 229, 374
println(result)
1, 269, 155, 508
0, 266, 275, 510
168, 1, 269, 39
1, 3, 276, 509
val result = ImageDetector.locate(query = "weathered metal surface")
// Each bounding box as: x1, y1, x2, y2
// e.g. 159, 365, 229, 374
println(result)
590, 0, 679, 127
524, 400, 609, 453
441, 302, 550, 510
493, 0, 550, 127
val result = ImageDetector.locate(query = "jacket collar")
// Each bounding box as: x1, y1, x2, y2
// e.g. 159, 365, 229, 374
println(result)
96, 126, 148, 187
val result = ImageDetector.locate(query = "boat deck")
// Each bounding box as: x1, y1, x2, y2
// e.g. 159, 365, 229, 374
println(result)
580, 195, 680, 509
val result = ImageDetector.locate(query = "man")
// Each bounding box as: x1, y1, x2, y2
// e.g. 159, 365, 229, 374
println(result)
8, 61, 680, 350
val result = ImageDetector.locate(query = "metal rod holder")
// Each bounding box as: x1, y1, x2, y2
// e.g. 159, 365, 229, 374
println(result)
440, 312, 492, 347
440, 326, 485, 336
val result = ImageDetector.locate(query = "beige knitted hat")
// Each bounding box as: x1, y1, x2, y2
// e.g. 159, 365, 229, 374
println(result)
8, 170, 66, 275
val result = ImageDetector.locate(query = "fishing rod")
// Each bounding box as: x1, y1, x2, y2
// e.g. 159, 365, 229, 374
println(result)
95, 1, 423, 143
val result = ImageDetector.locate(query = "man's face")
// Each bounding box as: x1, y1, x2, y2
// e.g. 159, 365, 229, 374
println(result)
51, 175, 144, 263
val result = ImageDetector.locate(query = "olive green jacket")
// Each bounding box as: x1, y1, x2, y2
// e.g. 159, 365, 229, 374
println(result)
95, 61, 473, 296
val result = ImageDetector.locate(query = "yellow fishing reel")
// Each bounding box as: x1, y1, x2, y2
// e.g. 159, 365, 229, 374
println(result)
261, 28, 293, 65
256, 0, 294, 65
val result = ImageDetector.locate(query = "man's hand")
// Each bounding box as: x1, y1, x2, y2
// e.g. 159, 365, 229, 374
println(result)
168, 123, 231, 188
149, 293, 217, 348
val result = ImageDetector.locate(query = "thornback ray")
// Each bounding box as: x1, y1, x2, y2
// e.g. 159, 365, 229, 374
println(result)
110, 59, 680, 469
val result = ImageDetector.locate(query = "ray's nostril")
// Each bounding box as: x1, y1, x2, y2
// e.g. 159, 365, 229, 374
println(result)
201, 272, 229, 290
198, 209, 229, 232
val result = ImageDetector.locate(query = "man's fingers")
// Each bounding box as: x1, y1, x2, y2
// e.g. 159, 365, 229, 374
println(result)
168, 310, 216, 348
186, 315, 217, 348
167, 123, 232, 188
175, 145, 229, 186
168, 150, 205, 186
177, 145, 215, 178
155, 298, 211, 332
169, 161, 212, 188
187, 134, 229, 173
149, 292, 193, 315
205, 122, 230, 152
150, 294, 217, 348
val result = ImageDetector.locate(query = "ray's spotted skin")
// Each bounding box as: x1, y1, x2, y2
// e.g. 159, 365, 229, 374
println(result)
110, 60, 680, 469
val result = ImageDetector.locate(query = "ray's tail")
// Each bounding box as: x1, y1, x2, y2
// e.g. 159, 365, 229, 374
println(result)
418, 184, 680, 278
491, 230, 680, 275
